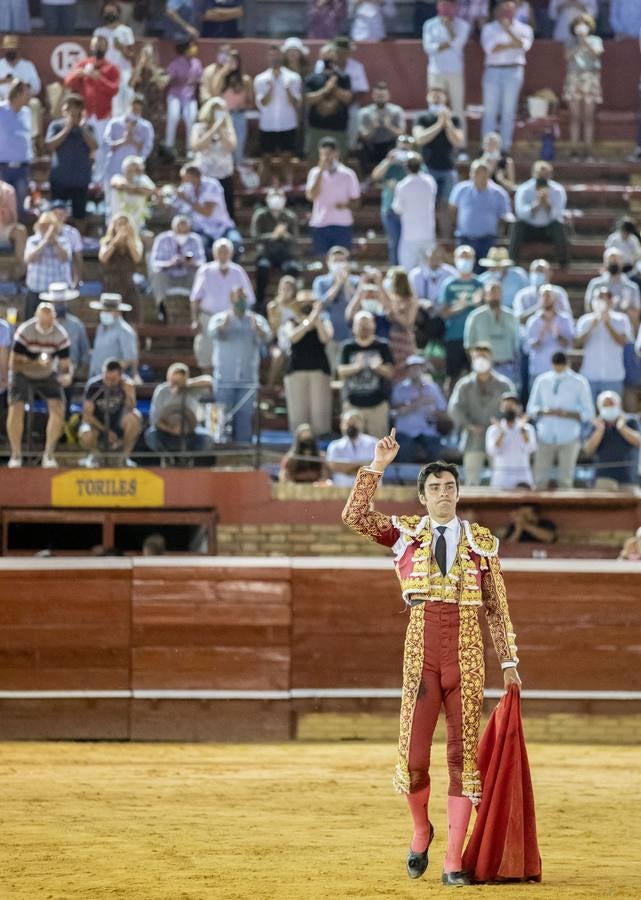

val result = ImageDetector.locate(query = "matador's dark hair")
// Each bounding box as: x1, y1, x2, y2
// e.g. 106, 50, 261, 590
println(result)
417, 460, 460, 497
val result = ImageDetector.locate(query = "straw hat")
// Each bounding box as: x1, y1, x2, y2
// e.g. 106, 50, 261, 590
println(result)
89, 293, 132, 312
39, 282, 79, 303
478, 247, 514, 268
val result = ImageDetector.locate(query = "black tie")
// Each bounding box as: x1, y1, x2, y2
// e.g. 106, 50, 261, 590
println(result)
435, 526, 447, 576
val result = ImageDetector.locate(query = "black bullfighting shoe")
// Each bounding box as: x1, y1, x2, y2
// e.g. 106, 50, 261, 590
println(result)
441, 869, 472, 886
406, 821, 435, 880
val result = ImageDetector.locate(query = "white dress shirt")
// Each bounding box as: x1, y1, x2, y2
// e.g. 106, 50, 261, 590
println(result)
422, 15, 471, 75
486, 421, 537, 489
429, 516, 460, 574
575, 311, 633, 382
392, 172, 437, 241
481, 19, 533, 66
327, 433, 378, 487
0, 58, 41, 101
253, 66, 302, 133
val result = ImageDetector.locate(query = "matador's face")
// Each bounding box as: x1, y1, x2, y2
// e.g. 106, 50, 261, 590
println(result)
419, 473, 459, 523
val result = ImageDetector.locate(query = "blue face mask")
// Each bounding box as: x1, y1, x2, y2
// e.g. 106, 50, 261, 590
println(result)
530, 272, 546, 289
100, 311, 115, 326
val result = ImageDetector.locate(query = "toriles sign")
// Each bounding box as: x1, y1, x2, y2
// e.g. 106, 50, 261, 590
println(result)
51, 469, 165, 507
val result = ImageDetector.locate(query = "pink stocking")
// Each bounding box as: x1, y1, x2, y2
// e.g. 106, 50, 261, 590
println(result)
406, 786, 431, 852
444, 795, 473, 872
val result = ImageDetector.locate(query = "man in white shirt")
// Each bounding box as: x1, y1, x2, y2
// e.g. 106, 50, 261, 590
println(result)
486, 391, 536, 489
0, 35, 42, 146
512, 258, 572, 325
174, 163, 242, 257
575, 286, 634, 401
93, 1, 135, 116
509, 161, 569, 268
326, 410, 378, 487
392, 154, 437, 271
422, 2, 471, 146
583, 247, 641, 333
253, 43, 302, 157
480, 0, 534, 150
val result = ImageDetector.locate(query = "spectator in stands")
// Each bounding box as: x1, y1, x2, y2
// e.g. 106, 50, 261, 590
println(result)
149, 215, 205, 323
447, 341, 516, 485
392, 154, 437, 271
312, 245, 359, 371
478, 246, 528, 308
40, 282, 90, 379
479, 130, 515, 193
350, 0, 392, 41
64, 36, 119, 184
88, 292, 139, 380
576, 286, 634, 400
480, 0, 534, 151
0, 309, 8, 413
385, 267, 420, 371
0, 0, 30, 35
201, 49, 254, 167
413, 86, 464, 237
391, 354, 447, 462
485, 390, 536, 488
356, 81, 405, 172
584, 247, 641, 332
0, 36, 42, 147
503, 505, 557, 543
208, 290, 271, 444
250, 187, 300, 312
338, 310, 394, 437
548, 0, 596, 42
618, 526, 641, 560
79, 357, 142, 467
457, 0, 489, 33
583, 389, 640, 487
325, 410, 377, 486
175, 163, 242, 257
306, 137, 360, 256
190, 236, 254, 371
24, 212, 73, 319
422, 2, 470, 148
307, 0, 347, 39
164, 0, 200, 39
254, 43, 302, 168
0, 79, 32, 220
141, 533, 166, 555
267, 274, 298, 384
162, 39, 202, 160
605, 217, 641, 271
371, 134, 417, 265
129, 44, 170, 141
526, 350, 594, 489
513, 257, 572, 324
610, 0, 641, 39
464, 280, 521, 387
331, 35, 370, 150
509, 161, 569, 268
190, 97, 237, 218
49, 201, 83, 286
98, 214, 142, 322
436, 243, 483, 388
448, 159, 511, 266
279, 423, 326, 484
0, 179, 26, 275
41, 0, 77, 34
304, 45, 353, 159
524, 284, 575, 388
45, 95, 96, 226
201, 0, 244, 38
109, 155, 156, 235
563, 12, 603, 162
345, 267, 391, 337
409, 243, 457, 304
145, 362, 215, 455
281, 37, 311, 78
7, 303, 72, 469
94, 1, 135, 117
103, 95, 154, 211
282, 289, 333, 437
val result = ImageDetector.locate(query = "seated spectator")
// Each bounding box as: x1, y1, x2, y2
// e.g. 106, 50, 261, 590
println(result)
145, 362, 216, 455
436, 243, 483, 388
45, 94, 96, 225
128, 44, 170, 142
509, 160, 569, 268
325, 410, 378, 486
253, 43, 302, 169
371, 133, 417, 265
385, 267, 419, 372
200, 0, 244, 39
584, 247, 640, 332
24, 212, 73, 319
0, 179, 26, 275
208, 290, 272, 443
447, 341, 516, 485
350, 0, 391, 41
88, 292, 139, 380
392, 153, 437, 271
618, 526, 641, 560
391, 354, 447, 462
149, 215, 205, 324
281, 37, 311, 78
305, 136, 360, 256
478, 130, 515, 193
463, 280, 521, 388
202, 47, 254, 165
7, 302, 72, 469
162, 38, 202, 160
504, 505, 557, 543
190, 236, 254, 372
191, 97, 237, 218
0, 36, 42, 146
583, 390, 640, 487
576, 286, 633, 400
98, 214, 144, 323
110, 155, 156, 234
312, 245, 360, 371
306, 0, 347, 39
409, 243, 457, 305
563, 11, 602, 162
526, 350, 594, 489
605, 217, 641, 271
281, 289, 333, 437
485, 390, 537, 489
79, 357, 142, 467
524, 284, 575, 388
338, 310, 394, 438
304, 44, 353, 159
478, 246, 528, 309
448, 159, 511, 266
93, 1, 135, 117
356, 80, 405, 172
49, 201, 83, 285
40, 282, 90, 382
174, 163, 242, 257
0, 79, 33, 219
422, 3, 470, 147
250, 187, 301, 312
279, 422, 326, 483
103, 95, 154, 211
512, 258, 571, 324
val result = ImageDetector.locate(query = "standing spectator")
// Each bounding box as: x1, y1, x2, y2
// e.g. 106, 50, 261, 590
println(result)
307, 0, 347, 38
548, 0, 597, 42
524, 284, 575, 387
385, 267, 420, 371
79, 358, 142, 467
208, 291, 271, 444
0, 36, 42, 146
392, 154, 437, 271
391, 354, 447, 462
0, 0, 30, 34
93, 1, 135, 116
478, 245, 528, 309
305, 137, 360, 257
149, 215, 205, 323
282, 289, 334, 437
575, 286, 634, 400
109, 155, 156, 234
281, 37, 311, 78
480, 0, 534, 150
325, 410, 377, 486
162, 39, 202, 160
464, 280, 521, 387
254, 44, 302, 164
40, 1, 78, 34
7, 303, 72, 468
312, 245, 360, 371
509, 161, 569, 268
190, 237, 254, 371
174, 164, 242, 257
98, 214, 144, 323
436, 244, 483, 387
583, 390, 640, 487
88, 292, 139, 379
103, 95, 154, 209
0, 179, 27, 274
485, 390, 537, 488
0, 80, 32, 219
422, 2, 470, 147
250, 188, 300, 312
513, 258, 572, 324
49, 200, 83, 286
145, 363, 215, 455
448, 159, 511, 265
356, 81, 405, 172
584, 247, 641, 332
331, 35, 370, 150
200, 0, 244, 39
128, 44, 170, 141
350, 0, 392, 41
371, 134, 416, 265
409, 243, 457, 305
202, 48, 254, 165
24, 212, 72, 319
457, 0, 489, 32
304, 45, 353, 159
164, 0, 200, 39
45, 94, 96, 225
190, 97, 237, 218
337, 310, 394, 437
412, 86, 463, 237
279, 423, 326, 484
40, 282, 90, 379
527, 350, 594, 489
609, 0, 641, 39
447, 342, 515, 485
563, 12, 603, 161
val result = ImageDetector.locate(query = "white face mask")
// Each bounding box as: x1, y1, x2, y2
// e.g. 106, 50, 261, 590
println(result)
600, 405, 621, 422
430, 103, 447, 113
472, 356, 491, 374
395, 149, 409, 164
100, 311, 115, 326
484, 150, 500, 161
593, 299, 608, 315
267, 194, 286, 212
328, 260, 348, 276
575, 23, 590, 36
455, 257, 474, 275
175, 233, 189, 246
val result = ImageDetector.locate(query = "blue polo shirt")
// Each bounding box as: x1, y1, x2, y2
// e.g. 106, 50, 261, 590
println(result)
449, 179, 510, 239
0, 102, 32, 164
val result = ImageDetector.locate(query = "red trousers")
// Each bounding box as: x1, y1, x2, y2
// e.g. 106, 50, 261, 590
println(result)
407, 602, 468, 797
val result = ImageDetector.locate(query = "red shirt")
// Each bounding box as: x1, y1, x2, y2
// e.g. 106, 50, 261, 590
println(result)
64, 56, 119, 121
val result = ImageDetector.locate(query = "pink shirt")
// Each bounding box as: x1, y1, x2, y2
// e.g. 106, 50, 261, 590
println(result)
190, 261, 256, 316
306, 163, 361, 228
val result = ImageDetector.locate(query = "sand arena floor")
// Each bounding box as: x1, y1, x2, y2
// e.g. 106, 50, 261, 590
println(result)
1, 740, 640, 899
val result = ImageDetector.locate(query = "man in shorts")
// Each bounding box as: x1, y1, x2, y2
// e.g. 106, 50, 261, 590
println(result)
79, 357, 142, 468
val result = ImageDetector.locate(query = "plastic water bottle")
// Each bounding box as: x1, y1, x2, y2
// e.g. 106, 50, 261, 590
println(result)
541, 128, 555, 162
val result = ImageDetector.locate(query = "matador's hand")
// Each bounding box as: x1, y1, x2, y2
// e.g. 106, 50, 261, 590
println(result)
372, 427, 399, 471
503, 667, 522, 692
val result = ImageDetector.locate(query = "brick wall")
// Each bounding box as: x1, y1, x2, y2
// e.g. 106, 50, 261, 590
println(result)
217, 523, 389, 557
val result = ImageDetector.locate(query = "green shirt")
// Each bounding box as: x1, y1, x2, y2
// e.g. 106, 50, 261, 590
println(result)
437, 275, 483, 342
463, 305, 520, 362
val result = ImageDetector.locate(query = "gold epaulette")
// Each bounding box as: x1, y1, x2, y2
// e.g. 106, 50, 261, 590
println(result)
463, 521, 500, 557
391, 514, 429, 538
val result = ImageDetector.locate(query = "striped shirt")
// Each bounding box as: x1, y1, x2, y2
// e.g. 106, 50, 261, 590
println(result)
12, 318, 70, 376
